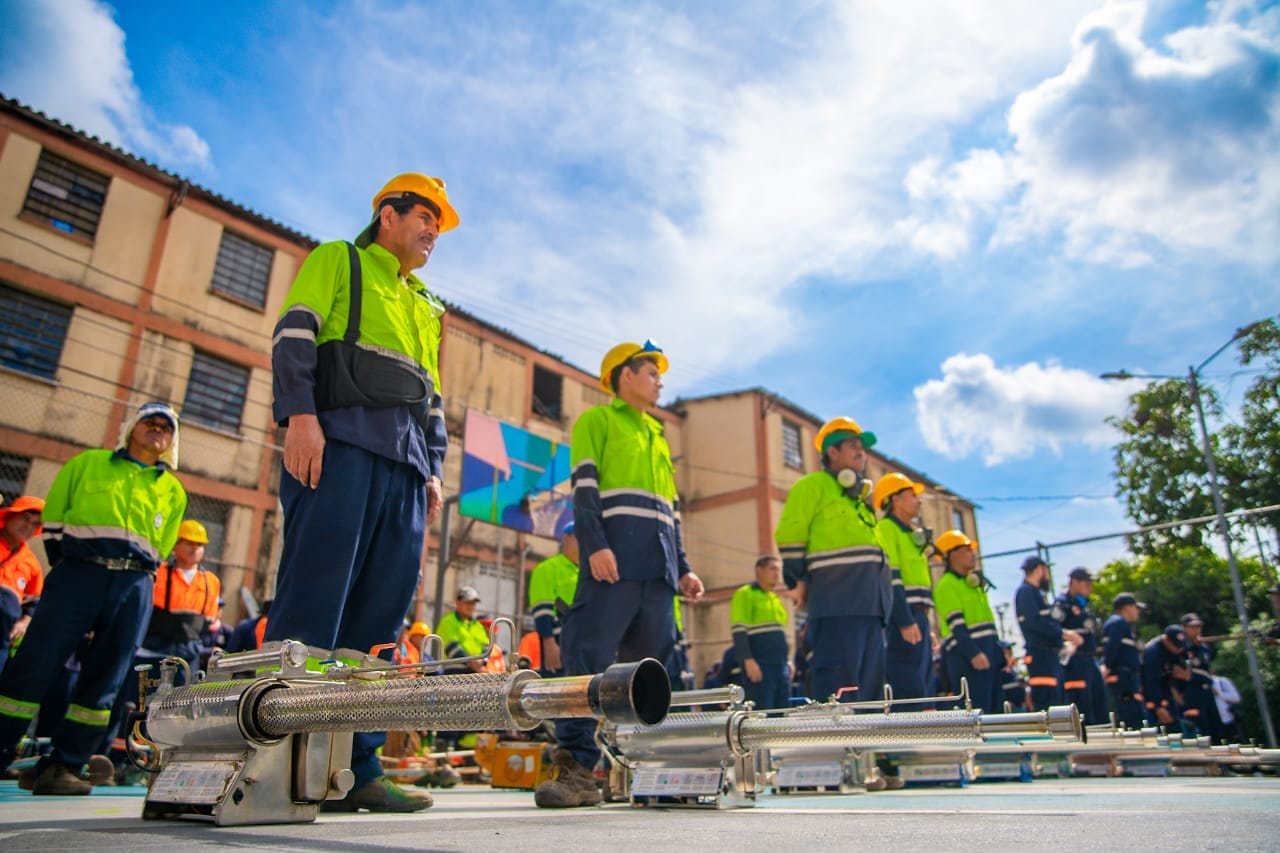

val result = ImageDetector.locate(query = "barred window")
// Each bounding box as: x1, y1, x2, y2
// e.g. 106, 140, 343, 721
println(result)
183, 350, 250, 433
953, 508, 966, 534
781, 418, 804, 470
0, 282, 72, 380
210, 229, 273, 308
0, 452, 33, 504
184, 493, 230, 569
21, 149, 110, 240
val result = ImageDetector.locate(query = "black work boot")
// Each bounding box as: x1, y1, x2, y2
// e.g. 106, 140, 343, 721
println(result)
533, 749, 602, 808
321, 776, 432, 813
31, 763, 92, 796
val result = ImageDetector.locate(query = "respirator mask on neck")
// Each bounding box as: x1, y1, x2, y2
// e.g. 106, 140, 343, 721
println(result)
911, 527, 933, 550
834, 467, 871, 501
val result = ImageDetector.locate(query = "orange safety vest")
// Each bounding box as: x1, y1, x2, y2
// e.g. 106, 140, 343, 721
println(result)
0, 539, 43, 602
518, 631, 542, 670
148, 563, 221, 642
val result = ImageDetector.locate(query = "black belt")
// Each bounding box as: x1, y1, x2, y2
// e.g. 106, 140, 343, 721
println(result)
82, 555, 153, 573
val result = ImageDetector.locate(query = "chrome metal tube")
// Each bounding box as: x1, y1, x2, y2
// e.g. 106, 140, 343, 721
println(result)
670, 686, 745, 708
978, 705, 1081, 743
739, 709, 983, 750
252, 659, 670, 738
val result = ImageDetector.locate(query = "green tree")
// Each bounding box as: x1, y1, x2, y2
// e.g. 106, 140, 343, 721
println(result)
1220, 318, 1280, 557
1092, 547, 1279, 743
1108, 381, 1223, 555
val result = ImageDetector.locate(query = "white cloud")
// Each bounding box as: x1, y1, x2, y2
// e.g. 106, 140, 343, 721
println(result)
914, 353, 1135, 465
0, 0, 211, 169
906, 1, 1280, 266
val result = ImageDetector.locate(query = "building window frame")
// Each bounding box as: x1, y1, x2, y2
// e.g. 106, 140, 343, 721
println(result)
20, 149, 110, 243
182, 350, 251, 435
209, 228, 274, 311
531, 364, 564, 422
781, 418, 804, 470
0, 282, 73, 381
952, 508, 966, 534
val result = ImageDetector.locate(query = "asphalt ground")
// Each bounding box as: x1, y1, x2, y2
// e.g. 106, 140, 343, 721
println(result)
0, 774, 1276, 851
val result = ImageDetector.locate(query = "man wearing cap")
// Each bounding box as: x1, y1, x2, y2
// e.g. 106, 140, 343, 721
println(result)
775, 417, 890, 706
527, 523, 579, 676
1054, 568, 1107, 725
1015, 557, 1083, 711
535, 340, 704, 809
0, 496, 45, 674
268, 174, 458, 813
1179, 613, 1224, 742
437, 586, 489, 673
1102, 593, 1146, 730
0, 401, 186, 795
932, 531, 1002, 713
730, 556, 791, 710
1141, 625, 1191, 729
873, 473, 933, 704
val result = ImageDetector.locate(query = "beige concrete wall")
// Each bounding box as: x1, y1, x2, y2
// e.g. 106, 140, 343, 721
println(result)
84, 176, 161, 301
153, 209, 297, 349
679, 394, 754, 501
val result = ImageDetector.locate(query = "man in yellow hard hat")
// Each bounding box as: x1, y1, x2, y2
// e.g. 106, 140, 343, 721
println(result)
932, 531, 1002, 713
873, 472, 935, 704
268, 173, 458, 813
0, 401, 186, 795
775, 417, 891, 705
534, 339, 704, 809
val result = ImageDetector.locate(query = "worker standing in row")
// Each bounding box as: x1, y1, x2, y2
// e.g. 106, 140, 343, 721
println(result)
730, 555, 790, 710
527, 523, 579, 676
1179, 613, 1224, 742
267, 173, 457, 813
1055, 567, 1106, 725
932, 531, 1002, 714
873, 473, 932, 704
775, 417, 890, 704
1142, 625, 1191, 730
534, 340, 703, 809
1102, 592, 1146, 730
1016, 556, 1082, 711
0, 401, 186, 795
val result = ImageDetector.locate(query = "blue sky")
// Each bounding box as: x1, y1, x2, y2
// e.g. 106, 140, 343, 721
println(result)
2, 0, 1277, 612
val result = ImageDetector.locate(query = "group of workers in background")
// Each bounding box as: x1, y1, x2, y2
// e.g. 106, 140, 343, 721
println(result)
0, 170, 1273, 814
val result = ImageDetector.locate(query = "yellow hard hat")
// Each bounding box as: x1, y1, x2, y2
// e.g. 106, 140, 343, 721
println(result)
178, 519, 209, 544
814, 416, 877, 453
598, 339, 669, 394
935, 530, 978, 556
873, 472, 924, 511
370, 173, 459, 232
408, 621, 431, 637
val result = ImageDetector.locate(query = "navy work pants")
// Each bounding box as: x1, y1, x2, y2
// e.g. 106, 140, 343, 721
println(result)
0, 588, 21, 677
1025, 647, 1065, 711
886, 606, 932, 704
945, 637, 1004, 715
0, 559, 153, 772
743, 655, 791, 711
1180, 682, 1224, 743
808, 615, 886, 704
1109, 686, 1145, 731
556, 578, 676, 769
1063, 654, 1108, 725
265, 440, 426, 789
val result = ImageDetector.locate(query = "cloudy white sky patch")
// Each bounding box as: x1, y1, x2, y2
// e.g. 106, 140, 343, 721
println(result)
914, 353, 1137, 465
0, 0, 211, 168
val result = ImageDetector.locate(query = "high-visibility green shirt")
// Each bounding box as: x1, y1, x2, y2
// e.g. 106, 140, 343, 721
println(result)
934, 570, 997, 659
528, 552, 578, 638
730, 582, 789, 663
876, 516, 934, 628
774, 470, 888, 620
570, 397, 690, 586
42, 448, 187, 572
437, 611, 489, 664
